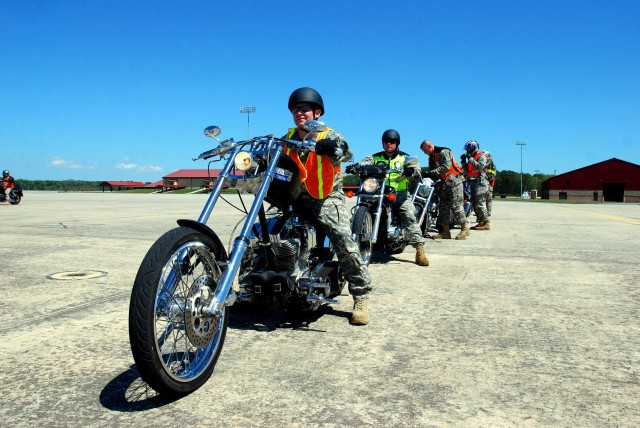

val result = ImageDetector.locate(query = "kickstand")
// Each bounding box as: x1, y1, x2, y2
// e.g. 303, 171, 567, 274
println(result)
423, 230, 438, 242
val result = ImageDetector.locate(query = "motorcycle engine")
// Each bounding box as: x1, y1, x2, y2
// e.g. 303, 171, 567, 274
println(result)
273, 238, 301, 272
237, 222, 306, 306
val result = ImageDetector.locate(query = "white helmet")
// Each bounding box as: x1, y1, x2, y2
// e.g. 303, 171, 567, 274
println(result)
464, 140, 479, 153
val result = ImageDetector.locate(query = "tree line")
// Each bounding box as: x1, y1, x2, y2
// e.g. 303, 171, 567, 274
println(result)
16, 170, 554, 196
14, 179, 103, 191
343, 169, 554, 197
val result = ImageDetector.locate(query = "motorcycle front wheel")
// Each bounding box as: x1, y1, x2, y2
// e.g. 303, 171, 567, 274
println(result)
351, 205, 373, 266
9, 194, 21, 205
129, 226, 229, 396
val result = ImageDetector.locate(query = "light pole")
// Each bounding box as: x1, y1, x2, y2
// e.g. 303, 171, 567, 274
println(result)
516, 140, 527, 198
239, 106, 256, 138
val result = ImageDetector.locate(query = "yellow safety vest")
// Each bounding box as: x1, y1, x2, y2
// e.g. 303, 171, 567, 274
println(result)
372, 152, 409, 192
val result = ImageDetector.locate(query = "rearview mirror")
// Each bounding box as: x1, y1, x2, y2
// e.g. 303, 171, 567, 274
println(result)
204, 126, 221, 139
303, 120, 326, 134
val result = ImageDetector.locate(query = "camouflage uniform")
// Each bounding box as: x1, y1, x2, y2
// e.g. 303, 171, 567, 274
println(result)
426, 147, 467, 227
461, 151, 490, 223
359, 151, 425, 246
285, 128, 372, 298
484, 153, 497, 217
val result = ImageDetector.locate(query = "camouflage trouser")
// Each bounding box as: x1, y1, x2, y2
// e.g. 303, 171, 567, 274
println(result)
299, 191, 372, 298
470, 181, 489, 223
486, 187, 493, 217
395, 191, 425, 246
439, 181, 468, 227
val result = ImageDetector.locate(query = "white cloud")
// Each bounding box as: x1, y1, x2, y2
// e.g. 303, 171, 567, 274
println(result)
49, 157, 94, 170
115, 161, 163, 173
115, 162, 138, 170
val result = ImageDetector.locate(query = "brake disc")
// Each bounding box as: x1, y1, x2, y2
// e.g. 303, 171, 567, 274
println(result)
184, 275, 219, 348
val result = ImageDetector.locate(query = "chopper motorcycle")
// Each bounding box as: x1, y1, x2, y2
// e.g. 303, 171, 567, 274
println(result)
128, 121, 347, 396
345, 159, 418, 265
0, 186, 23, 205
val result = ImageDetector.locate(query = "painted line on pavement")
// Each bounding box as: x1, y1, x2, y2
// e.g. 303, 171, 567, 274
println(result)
561, 207, 640, 224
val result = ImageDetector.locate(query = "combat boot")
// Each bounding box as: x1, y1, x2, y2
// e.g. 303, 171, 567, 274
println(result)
455, 222, 470, 240
474, 219, 491, 230
415, 243, 430, 266
433, 225, 451, 239
350, 297, 369, 325
470, 220, 485, 230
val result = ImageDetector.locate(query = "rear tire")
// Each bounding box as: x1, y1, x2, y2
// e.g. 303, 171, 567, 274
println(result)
129, 226, 228, 396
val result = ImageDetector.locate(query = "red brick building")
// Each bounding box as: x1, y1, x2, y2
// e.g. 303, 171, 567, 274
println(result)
541, 158, 640, 202
162, 169, 223, 189
99, 181, 146, 192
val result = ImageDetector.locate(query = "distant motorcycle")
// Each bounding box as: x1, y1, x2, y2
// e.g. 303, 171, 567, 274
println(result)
0, 186, 23, 205
345, 160, 417, 265
411, 175, 439, 235
411, 175, 472, 235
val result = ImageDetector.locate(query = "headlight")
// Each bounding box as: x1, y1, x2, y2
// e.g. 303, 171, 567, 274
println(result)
362, 178, 379, 193
234, 151, 253, 171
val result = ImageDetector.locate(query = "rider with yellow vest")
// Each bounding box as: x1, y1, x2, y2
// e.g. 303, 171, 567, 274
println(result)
461, 140, 490, 230
357, 129, 429, 266
283, 87, 371, 326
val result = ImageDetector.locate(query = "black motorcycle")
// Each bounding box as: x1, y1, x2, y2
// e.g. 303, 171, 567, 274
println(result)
0, 186, 23, 205
128, 121, 347, 396
346, 160, 416, 265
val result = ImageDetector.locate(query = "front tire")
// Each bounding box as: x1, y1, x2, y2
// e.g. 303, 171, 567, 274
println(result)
351, 205, 373, 266
129, 226, 229, 396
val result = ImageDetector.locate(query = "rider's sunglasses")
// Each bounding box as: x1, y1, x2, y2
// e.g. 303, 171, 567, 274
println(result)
384, 139, 398, 145
291, 104, 315, 114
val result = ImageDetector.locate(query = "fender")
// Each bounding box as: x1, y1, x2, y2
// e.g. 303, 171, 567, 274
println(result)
176, 219, 227, 256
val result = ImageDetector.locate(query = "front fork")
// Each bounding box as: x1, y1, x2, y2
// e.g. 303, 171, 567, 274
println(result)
354, 184, 386, 245
203, 145, 285, 319
159, 144, 246, 302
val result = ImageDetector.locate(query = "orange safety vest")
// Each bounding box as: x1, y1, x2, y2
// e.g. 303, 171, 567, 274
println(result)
284, 128, 341, 200
434, 152, 463, 182
2, 177, 14, 189
467, 151, 483, 178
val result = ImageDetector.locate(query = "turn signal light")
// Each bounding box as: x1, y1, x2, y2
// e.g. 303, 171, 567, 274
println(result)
346, 191, 354, 198
387, 193, 396, 202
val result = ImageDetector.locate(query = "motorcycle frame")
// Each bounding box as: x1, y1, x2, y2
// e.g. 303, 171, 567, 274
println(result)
354, 179, 389, 245
410, 178, 438, 232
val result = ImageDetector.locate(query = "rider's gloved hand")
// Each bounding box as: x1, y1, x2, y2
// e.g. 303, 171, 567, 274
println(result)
345, 164, 355, 175
315, 138, 338, 156
403, 164, 414, 177
460, 154, 467, 163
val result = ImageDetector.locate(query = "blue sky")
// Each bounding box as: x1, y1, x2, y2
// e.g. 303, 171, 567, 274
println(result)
2, 0, 639, 182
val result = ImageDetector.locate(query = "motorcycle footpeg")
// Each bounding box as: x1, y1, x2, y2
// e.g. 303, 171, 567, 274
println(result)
306, 295, 340, 304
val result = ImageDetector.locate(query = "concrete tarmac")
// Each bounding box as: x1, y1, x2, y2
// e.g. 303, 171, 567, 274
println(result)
1, 192, 639, 427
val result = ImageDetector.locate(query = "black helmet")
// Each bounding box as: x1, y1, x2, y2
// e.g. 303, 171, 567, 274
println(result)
288, 87, 324, 115
381, 129, 401, 145
2, 170, 9, 177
